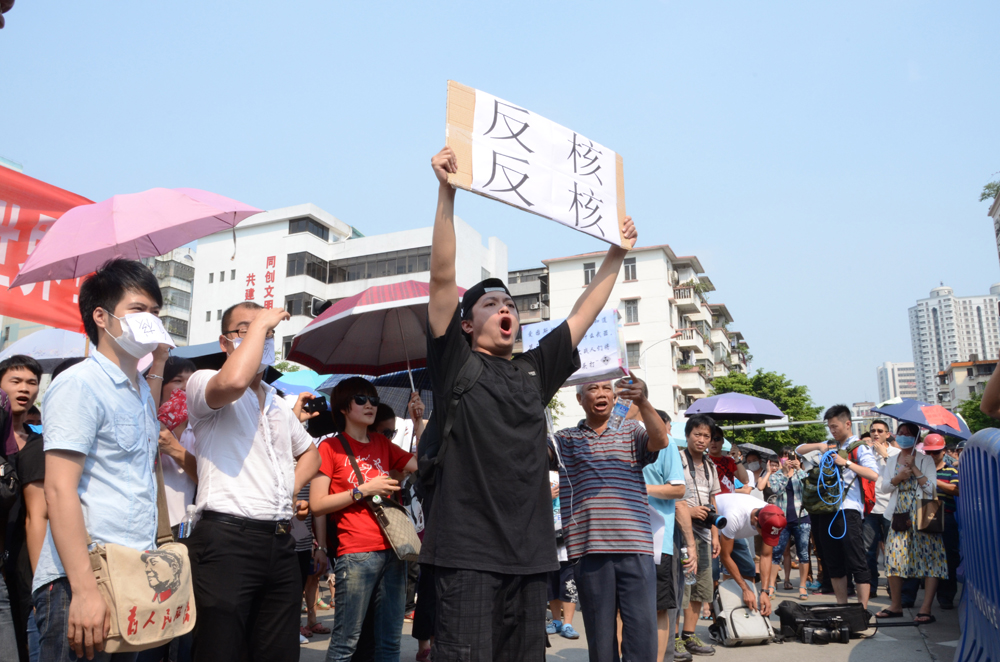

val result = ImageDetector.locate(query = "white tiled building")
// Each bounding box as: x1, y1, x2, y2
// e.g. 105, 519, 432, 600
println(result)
539, 244, 748, 424
875, 361, 918, 403
188, 204, 506, 357
908, 284, 1000, 404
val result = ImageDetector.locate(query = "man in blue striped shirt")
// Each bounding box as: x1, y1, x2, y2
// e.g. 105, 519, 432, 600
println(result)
552, 376, 669, 662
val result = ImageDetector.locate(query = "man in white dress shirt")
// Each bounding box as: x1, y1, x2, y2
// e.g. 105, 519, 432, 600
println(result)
184, 302, 321, 662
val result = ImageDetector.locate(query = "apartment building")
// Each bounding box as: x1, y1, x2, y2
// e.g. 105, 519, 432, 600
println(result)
936, 358, 997, 411
875, 361, 918, 403
908, 284, 1000, 403
539, 245, 749, 424
188, 204, 506, 357
142, 247, 196, 346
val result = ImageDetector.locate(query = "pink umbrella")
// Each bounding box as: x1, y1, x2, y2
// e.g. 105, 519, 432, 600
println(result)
288, 280, 467, 382
11, 187, 261, 287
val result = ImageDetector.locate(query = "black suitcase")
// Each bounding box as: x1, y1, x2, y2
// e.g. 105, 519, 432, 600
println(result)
775, 600, 873, 643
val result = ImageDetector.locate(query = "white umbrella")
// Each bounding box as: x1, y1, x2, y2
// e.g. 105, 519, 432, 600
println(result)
0, 328, 88, 372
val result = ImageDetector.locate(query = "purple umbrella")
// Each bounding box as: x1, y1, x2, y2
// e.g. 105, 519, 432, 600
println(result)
685, 392, 784, 422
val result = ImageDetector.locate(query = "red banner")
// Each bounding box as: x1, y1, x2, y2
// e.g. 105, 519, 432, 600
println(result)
0, 168, 91, 332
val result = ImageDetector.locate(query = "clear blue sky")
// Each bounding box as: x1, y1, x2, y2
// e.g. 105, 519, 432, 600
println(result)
4, 1, 999, 410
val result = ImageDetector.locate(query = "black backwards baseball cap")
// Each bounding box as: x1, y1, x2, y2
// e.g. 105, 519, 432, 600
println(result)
460, 278, 516, 320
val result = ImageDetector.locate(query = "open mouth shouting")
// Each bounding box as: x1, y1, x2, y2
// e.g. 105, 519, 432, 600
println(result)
498, 315, 514, 339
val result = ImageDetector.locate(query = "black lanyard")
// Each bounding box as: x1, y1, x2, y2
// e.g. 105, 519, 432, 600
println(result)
684, 449, 712, 506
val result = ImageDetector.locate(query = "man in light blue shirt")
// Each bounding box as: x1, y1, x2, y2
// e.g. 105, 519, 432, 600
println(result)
33, 259, 170, 662
643, 411, 697, 662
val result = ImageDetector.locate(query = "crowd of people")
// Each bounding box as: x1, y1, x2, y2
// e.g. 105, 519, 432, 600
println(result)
0, 146, 970, 662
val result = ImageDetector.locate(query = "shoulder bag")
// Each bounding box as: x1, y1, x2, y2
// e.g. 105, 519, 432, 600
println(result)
337, 434, 421, 562
90, 456, 196, 652
916, 458, 944, 534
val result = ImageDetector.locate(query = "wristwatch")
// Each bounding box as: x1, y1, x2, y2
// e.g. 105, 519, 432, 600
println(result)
351, 486, 363, 502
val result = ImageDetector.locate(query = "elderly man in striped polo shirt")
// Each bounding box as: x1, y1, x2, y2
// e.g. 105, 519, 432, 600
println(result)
551, 375, 670, 662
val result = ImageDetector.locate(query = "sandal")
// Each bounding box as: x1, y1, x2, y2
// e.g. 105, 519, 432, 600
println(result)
308, 622, 331, 635
875, 609, 903, 619
766, 586, 776, 597
299, 626, 314, 638
783, 581, 793, 590
914, 613, 936, 625
798, 589, 809, 601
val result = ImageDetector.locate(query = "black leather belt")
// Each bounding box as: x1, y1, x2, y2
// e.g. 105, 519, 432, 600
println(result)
201, 510, 291, 535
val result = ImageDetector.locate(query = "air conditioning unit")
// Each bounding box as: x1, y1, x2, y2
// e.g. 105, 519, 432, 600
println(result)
529, 302, 541, 310
541, 293, 550, 303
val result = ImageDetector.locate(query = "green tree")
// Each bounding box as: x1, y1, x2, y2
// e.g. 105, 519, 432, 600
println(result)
709, 370, 827, 452
980, 179, 1000, 203
956, 393, 998, 434
547, 396, 566, 427
273, 360, 301, 373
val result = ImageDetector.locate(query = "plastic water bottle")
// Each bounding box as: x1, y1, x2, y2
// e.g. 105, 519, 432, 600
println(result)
607, 380, 633, 431
178, 505, 197, 539
681, 547, 698, 585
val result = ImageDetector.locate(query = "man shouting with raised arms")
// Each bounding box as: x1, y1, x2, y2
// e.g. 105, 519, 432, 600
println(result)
421, 146, 637, 662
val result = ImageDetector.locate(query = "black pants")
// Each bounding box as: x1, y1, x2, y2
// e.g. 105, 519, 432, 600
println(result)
432, 567, 547, 662
185, 518, 302, 662
412, 563, 436, 642
811, 510, 870, 585
574, 553, 657, 662
405, 561, 419, 614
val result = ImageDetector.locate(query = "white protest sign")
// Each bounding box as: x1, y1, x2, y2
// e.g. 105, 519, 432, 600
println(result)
522, 309, 628, 387
445, 81, 630, 249
124, 313, 176, 347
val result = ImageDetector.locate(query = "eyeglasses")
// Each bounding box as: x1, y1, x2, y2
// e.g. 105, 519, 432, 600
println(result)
353, 394, 380, 407
223, 326, 275, 339
379, 428, 398, 440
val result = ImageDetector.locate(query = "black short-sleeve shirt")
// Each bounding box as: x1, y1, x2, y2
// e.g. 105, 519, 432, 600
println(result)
419, 307, 580, 574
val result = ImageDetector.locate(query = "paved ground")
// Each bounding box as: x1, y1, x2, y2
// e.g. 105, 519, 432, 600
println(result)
299, 579, 962, 661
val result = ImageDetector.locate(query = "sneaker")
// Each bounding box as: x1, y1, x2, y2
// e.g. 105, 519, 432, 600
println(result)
682, 633, 715, 656
560, 624, 580, 640
806, 580, 822, 591
299, 634, 309, 644
545, 619, 562, 635
674, 636, 693, 662
404, 611, 415, 622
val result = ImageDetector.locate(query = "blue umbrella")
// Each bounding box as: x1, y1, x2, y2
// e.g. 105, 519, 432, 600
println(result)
271, 379, 324, 399
271, 370, 329, 390
871, 398, 971, 440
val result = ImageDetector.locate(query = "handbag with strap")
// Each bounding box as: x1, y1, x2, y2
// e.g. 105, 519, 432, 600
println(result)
917, 466, 944, 534
337, 434, 421, 562
89, 455, 196, 653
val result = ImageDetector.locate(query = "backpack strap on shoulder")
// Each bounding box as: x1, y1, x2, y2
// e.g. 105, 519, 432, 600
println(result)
436, 352, 484, 468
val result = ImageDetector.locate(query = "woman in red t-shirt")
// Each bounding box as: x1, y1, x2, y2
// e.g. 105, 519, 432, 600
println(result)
309, 377, 417, 662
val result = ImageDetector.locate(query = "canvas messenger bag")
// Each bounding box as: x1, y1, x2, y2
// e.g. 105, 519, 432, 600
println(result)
88, 457, 195, 652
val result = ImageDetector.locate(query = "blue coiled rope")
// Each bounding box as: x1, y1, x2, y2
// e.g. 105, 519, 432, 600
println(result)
817, 449, 848, 539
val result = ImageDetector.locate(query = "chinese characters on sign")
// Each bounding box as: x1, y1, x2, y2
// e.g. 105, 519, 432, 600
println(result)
263, 255, 276, 309
446, 82, 628, 248
522, 310, 629, 386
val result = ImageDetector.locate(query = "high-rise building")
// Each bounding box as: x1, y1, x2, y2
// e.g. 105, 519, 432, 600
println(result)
989, 195, 1000, 271
908, 284, 1000, 404
875, 361, 918, 402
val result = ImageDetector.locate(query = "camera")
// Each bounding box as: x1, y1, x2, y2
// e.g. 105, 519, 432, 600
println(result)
692, 506, 727, 531
302, 397, 329, 415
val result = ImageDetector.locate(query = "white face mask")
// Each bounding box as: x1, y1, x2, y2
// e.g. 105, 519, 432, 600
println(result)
232, 337, 275, 374
746, 461, 761, 472
105, 311, 172, 359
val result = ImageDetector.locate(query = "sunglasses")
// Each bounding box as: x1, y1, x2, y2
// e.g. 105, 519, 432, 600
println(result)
353, 394, 380, 407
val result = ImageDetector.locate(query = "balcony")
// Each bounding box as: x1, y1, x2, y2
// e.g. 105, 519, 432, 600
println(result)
518, 303, 550, 324
674, 327, 707, 355
677, 368, 709, 395
672, 287, 700, 314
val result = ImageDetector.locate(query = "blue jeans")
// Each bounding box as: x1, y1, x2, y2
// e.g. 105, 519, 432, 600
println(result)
28, 609, 40, 662
326, 550, 407, 662
0, 572, 19, 662
714, 537, 756, 581
772, 520, 812, 564
32, 578, 138, 662
862, 513, 885, 590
